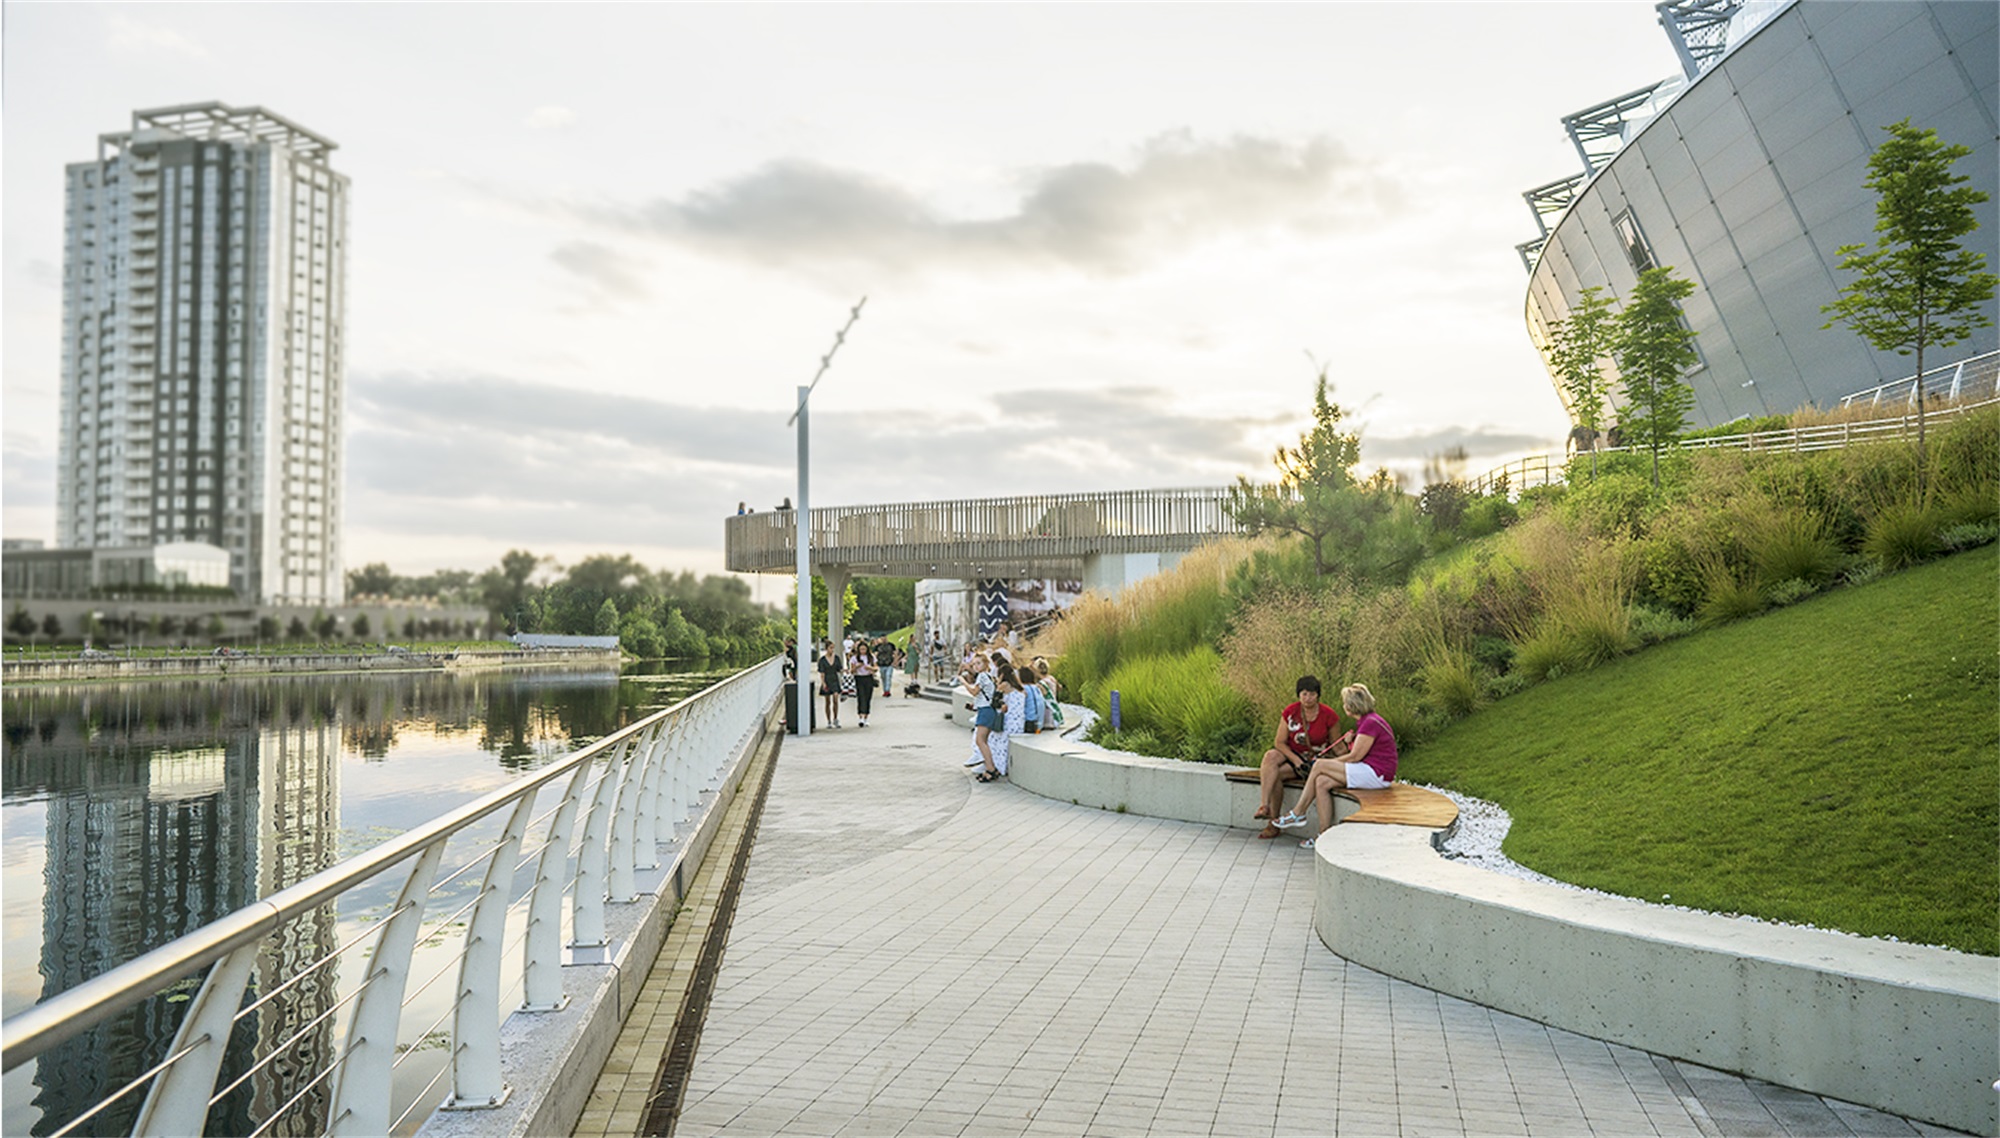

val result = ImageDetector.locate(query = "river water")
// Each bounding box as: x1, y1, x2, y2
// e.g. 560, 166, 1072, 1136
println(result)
0, 659, 739, 1137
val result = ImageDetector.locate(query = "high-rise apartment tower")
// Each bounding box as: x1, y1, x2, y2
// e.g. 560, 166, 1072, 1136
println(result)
58, 102, 348, 604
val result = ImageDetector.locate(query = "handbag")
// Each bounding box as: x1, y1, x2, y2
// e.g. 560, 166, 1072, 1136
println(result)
839, 672, 856, 696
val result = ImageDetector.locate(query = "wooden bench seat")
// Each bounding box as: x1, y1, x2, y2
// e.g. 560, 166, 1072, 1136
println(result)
1222, 768, 1458, 829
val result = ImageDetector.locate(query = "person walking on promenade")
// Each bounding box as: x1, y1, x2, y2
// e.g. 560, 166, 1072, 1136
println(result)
817, 641, 844, 728
850, 639, 878, 726
876, 638, 897, 698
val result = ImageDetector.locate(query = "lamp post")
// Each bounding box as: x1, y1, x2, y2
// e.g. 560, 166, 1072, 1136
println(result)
788, 298, 866, 737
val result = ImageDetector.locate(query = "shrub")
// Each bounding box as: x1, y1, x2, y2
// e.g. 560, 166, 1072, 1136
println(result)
1418, 650, 1483, 718
1511, 629, 1575, 683
1864, 503, 1944, 570
1220, 584, 1359, 715
1084, 720, 1176, 759
1763, 578, 1816, 607
1742, 508, 1842, 586
1459, 494, 1520, 540
1697, 568, 1766, 626
1940, 521, 2000, 551
1628, 604, 1695, 646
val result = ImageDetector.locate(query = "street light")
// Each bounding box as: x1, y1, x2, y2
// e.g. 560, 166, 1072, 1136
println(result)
787, 298, 866, 737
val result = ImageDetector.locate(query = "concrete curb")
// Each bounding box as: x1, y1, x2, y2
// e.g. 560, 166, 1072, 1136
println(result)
1006, 734, 2000, 1135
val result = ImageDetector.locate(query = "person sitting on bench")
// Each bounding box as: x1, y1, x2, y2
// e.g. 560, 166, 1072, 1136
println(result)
1277, 683, 1399, 848
1254, 675, 1343, 840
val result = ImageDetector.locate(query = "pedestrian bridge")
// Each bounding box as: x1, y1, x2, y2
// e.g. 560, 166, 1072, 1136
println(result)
723, 486, 1241, 585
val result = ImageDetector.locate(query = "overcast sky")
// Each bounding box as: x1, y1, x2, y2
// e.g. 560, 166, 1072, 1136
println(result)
1, 3, 1685, 580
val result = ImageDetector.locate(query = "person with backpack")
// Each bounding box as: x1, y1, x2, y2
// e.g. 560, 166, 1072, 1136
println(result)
1020, 667, 1045, 733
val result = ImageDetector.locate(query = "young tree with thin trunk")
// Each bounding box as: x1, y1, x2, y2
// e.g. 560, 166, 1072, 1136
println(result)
1545, 285, 1618, 479
1614, 266, 1700, 491
1822, 119, 1995, 471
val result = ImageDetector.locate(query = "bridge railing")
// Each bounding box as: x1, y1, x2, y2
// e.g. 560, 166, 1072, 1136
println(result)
1837, 350, 1998, 410
1471, 395, 1998, 498
1, 657, 784, 1138
725, 487, 1239, 574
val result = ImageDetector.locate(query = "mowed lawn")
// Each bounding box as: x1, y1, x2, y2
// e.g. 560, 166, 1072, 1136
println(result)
1405, 543, 1998, 957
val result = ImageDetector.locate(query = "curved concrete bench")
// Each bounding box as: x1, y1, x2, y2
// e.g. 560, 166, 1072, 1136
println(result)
1008, 733, 1999, 1135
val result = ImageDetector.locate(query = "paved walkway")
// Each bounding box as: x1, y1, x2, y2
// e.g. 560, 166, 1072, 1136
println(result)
600, 693, 1963, 1137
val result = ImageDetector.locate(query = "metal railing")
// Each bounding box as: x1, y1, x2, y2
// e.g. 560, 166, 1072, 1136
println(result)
1837, 350, 1999, 410
1, 656, 784, 1137
725, 487, 1240, 577
1471, 395, 1999, 498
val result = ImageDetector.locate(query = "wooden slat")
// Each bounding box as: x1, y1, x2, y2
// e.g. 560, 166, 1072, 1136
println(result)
1222, 769, 1458, 829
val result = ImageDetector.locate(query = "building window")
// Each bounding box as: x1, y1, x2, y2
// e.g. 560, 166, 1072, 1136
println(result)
1612, 212, 1656, 276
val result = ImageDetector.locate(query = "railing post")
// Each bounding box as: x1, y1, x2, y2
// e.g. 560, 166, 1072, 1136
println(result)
130, 946, 261, 1137
631, 719, 667, 867
520, 763, 590, 1012
570, 739, 626, 949
328, 842, 446, 1138
608, 730, 649, 903
443, 793, 535, 1110
652, 712, 689, 844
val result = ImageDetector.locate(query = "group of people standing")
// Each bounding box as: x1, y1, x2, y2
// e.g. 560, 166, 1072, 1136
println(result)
958, 649, 1060, 783
805, 635, 905, 728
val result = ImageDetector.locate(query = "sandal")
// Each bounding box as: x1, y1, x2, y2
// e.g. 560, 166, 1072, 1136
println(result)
1252, 806, 1272, 820
1256, 824, 1281, 840
976, 770, 1000, 783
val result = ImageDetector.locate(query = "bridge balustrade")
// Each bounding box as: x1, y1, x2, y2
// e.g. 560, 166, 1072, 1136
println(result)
0, 657, 785, 1138
725, 487, 1240, 576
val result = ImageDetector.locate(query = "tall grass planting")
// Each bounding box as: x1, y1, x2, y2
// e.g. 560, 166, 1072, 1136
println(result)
1089, 647, 1258, 763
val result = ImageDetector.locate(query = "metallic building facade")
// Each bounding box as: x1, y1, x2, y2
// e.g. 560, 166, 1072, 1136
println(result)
58, 103, 349, 604
1521, 1, 1998, 429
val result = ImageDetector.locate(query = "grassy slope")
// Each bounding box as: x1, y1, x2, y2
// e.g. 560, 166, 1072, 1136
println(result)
1404, 544, 1999, 956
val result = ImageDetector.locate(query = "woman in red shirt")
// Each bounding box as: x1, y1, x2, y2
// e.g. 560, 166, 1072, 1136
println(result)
1254, 675, 1342, 840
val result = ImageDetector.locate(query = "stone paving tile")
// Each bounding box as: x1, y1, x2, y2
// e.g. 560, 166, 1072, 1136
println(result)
650, 698, 1967, 1138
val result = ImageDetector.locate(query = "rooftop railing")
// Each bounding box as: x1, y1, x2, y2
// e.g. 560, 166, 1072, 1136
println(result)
1836, 350, 1998, 410
1470, 393, 1998, 498
724, 487, 1240, 578
1, 657, 783, 1137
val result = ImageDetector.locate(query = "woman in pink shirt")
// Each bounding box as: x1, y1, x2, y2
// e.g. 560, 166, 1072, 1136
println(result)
1277, 683, 1398, 848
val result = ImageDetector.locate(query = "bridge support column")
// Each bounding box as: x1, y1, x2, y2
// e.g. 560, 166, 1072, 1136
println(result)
1083, 550, 1188, 596
823, 565, 851, 647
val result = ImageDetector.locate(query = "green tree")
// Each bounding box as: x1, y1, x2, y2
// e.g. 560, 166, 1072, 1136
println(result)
346, 561, 399, 598
1546, 285, 1619, 479
352, 612, 371, 639
205, 615, 225, 639
1225, 361, 1362, 576
41, 613, 61, 641
787, 576, 858, 638
592, 597, 620, 636
1822, 118, 1996, 469
8, 607, 34, 642
257, 615, 279, 641
850, 577, 916, 633
1613, 266, 1700, 490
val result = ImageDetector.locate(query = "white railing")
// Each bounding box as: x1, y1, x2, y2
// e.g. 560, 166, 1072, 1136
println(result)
1837, 350, 1998, 410
1471, 395, 1998, 498
0, 657, 784, 1137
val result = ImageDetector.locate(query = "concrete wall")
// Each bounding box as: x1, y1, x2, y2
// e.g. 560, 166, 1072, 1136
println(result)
1006, 735, 2000, 1134
1314, 825, 1999, 1136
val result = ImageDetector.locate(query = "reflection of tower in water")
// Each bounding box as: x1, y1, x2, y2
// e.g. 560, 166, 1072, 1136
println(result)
247, 719, 342, 1136
29, 693, 341, 1136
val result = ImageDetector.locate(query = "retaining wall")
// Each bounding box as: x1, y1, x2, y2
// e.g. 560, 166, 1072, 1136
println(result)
2, 648, 620, 684
1008, 735, 2000, 1134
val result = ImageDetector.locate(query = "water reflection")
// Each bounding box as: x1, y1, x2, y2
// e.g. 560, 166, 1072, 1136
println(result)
1, 660, 733, 1137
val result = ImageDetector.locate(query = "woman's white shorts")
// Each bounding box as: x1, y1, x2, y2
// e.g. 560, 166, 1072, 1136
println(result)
1344, 762, 1392, 790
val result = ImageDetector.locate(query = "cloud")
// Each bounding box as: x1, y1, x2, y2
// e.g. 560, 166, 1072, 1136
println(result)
344, 371, 1275, 552
566, 131, 1396, 277
524, 106, 577, 131
105, 14, 209, 58
1359, 425, 1557, 463
548, 241, 651, 304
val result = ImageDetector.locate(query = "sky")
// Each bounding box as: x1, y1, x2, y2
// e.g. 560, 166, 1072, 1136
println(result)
1, 3, 1686, 581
